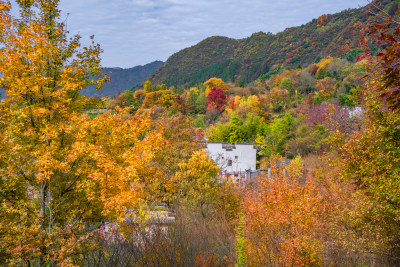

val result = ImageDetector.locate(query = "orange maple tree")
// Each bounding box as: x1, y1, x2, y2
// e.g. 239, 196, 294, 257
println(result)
242, 156, 329, 266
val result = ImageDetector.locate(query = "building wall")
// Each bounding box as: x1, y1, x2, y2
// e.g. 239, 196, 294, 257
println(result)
206, 142, 257, 173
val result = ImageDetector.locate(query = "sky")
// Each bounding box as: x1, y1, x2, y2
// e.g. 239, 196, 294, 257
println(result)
47, 0, 370, 68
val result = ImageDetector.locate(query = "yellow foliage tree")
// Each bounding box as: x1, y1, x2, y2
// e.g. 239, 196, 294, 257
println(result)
138, 114, 203, 204
189, 87, 199, 95
316, 77, 337, 100
235, 95, 269, 120
204, 77, 227, 95
134, 89, 146, 105
0, 1, 167, 265
143, 80, 152, 93
174, 151, 220, 210
142, 90, 176, 108
316, 56, 333, 70
268, 87, 289, 111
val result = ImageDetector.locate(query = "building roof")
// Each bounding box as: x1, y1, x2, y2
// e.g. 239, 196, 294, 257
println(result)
205, 141, 255, 145
205, 142, 256, 151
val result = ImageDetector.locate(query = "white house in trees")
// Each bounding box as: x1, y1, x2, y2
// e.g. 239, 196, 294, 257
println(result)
205, 142, 259, 183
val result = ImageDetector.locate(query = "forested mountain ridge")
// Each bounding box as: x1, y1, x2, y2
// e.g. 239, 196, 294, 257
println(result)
82, 60, 163, 97
0, 61, 163, 99
148, 0, 398, 88
1, 61, 163, 99
150, 36, 241, 88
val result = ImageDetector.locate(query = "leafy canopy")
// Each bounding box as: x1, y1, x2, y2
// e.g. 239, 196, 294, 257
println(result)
0, 1, 166, 264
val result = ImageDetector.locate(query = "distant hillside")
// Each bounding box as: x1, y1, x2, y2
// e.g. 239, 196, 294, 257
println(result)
82, 60, 164, 97
0, 61, 164, 99
149, 0, 398, 88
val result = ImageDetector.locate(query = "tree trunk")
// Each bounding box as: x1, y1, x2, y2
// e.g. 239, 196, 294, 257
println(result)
39, 182, 47, 265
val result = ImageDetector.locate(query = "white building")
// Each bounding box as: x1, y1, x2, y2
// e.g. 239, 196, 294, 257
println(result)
205, 142, 257, 182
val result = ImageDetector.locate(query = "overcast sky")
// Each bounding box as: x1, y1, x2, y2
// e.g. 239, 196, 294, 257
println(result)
41, 0, 369, 67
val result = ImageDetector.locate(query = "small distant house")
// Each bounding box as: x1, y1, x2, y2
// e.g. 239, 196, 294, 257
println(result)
205, 142, 258, 182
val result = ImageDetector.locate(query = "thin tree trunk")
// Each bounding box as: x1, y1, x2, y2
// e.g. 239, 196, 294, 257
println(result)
40, 181, 47, 265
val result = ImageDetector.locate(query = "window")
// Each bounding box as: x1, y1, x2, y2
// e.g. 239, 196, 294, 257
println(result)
228, 160, 232, 166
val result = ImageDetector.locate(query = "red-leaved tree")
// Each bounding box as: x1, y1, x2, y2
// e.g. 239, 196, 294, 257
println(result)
367, 13, 400, 111
206, 87, 228, 112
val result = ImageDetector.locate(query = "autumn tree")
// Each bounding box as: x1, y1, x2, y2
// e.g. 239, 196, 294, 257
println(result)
142, 89, 176, 108
0, 1, 166, 265
325, 15, 400, 261
123, 90, 135, 106
142, 114, 203, 204
206, 87, 228, 113
195, 92, 208, 114
206, 113, 268, 144
172, 95, 190, 114
143, 80, 152, 93
112, 92, 127, 108
204, 77, 227, 95
133, 89, 146, 105
226, 95, 242, 115
174, 151, 220, 210
366, 13, 400, 111
243, 156, 326, 266
279, 77, 293, 95
235, 95, 270, 121
268, 87, 289, 112
317, 14, 328, 27
187, 87, 199, 108
315, 56, 333, 76
335, 65, 400, 262
316, 77, 337, 100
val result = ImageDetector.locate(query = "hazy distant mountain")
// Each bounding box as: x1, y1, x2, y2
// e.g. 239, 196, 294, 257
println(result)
148, 0, 395, 88
0, 61, 163, 99
82, 60, 164, 97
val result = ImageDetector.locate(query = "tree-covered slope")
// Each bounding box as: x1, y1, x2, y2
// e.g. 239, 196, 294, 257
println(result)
149, 0, 398, 88
149, 36, 240, 87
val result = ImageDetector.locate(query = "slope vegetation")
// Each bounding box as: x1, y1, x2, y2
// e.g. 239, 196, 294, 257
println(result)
149, 0, 396, 87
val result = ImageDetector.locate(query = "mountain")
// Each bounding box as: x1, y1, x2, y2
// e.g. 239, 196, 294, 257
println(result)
148, 0, 397, 88
82, 60, 164, 97
0, 60, 164, 99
